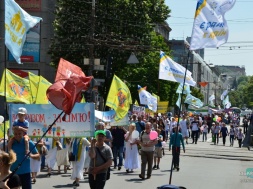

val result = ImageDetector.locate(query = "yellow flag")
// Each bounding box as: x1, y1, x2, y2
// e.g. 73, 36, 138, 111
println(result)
35, 76, 52, 104
106, 75, 132, 121
29, 72, 40, 103
0, 69, 32, 104
134, 100, 139, 105
0, 121, 10, 138
152, 93, 160, 102
80, 96, 86, 103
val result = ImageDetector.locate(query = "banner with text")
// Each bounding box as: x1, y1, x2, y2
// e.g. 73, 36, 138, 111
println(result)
157, 101, 169, 113
95, 110, 129, 126
9, 103, 95, 138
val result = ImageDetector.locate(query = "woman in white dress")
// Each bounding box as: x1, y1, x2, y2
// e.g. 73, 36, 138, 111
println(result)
45, 138, 58, 177
30, 141, 42, 183
124, 123, 140, 173
70, 137, 90, 187
83, 137, 91, 175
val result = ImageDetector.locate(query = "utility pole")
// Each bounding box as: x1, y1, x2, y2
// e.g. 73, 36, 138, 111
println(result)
88, 0, 95, 76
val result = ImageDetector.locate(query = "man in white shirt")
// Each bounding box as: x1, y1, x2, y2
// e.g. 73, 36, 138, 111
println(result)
191, 117, 200, 144
179, 115, 189, 144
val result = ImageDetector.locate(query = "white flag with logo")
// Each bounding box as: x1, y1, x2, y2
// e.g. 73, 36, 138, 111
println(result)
159, 51, 196, 86
190, 0, 236, 50
138, 85, 157, 112
5, 0, 42, 64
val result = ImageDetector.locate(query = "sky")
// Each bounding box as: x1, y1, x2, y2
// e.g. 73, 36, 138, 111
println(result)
165, 0, 253, 76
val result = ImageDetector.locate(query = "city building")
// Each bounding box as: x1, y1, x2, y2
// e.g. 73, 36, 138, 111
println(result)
0, 0, 57, 116
168, 38, 223, 105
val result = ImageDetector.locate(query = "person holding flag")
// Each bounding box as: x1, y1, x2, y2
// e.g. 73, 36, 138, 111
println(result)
89, 130, 113, 189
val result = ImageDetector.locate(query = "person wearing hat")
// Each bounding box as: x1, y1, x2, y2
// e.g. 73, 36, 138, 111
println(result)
96, 122, 112, 147
89, 130, 113, 189
8, 107, 30, 154
10, 125, 39, 189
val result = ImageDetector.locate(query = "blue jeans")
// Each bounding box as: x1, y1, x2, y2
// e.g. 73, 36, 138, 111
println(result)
41, 155, 46, 168
18, 173, 31, 189
112, 146, 123, 167
230, 135, 234, 145
202, 132, 207, 141
214, 133, 219, 144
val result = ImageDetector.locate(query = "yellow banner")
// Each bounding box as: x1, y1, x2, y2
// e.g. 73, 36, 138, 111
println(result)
0, 69, 32, 104
158, 101, 169, 113
0, 121, 10, 139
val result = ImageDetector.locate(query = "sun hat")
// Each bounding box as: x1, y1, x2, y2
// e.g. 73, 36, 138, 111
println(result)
18, 107, 27, 115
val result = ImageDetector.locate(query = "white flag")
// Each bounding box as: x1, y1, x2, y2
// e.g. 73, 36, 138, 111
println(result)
209, 94, 215, 102
5, 0, 42, 64
138, 85, 157, 112
226, 102, 231, 109
223, 95, 230, 106
220, 90, 228, 100
159, 51, 196, 86
176, 94, 181, 108
190, 0, 236, 50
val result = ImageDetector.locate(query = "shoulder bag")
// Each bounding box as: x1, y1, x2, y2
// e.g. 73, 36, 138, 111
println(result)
96, 147, 110, 180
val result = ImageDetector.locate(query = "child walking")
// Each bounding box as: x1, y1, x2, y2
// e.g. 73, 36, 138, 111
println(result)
229, 125, 235, 146
153, 129, 163, 169
237, 128, 245, 148
202, 121, 208, 142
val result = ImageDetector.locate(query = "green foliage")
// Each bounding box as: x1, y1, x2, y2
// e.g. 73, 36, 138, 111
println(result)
229, 76, 253, 108
190, 87, 204, 101
49, 0, 177, 106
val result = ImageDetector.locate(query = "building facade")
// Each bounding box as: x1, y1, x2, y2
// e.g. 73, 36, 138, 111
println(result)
0, 0, 57, 116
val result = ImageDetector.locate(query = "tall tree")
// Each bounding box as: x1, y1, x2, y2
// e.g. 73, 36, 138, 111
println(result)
49, 0, 178, 107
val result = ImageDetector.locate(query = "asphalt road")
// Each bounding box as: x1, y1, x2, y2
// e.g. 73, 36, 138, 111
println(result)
32, 131, 253, 189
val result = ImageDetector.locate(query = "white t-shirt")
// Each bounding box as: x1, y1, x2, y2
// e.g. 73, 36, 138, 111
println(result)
170, 121, 177, 132
164, 119, 170, 131
202, 124, 208, 133
179, 119, 188, 131
191, 121, 199, 131
230, 128, 235, 135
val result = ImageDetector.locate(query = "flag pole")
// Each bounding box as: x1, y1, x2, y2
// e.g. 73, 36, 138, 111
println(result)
2, 110, 64, 182
169, 49, 191, 184
3, 43, 7, 152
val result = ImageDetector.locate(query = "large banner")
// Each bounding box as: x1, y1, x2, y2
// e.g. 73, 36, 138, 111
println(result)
132, 105, 145, 116
157, 101, 169, 113
9, 103, 95, 138
95, 110, 129, 126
